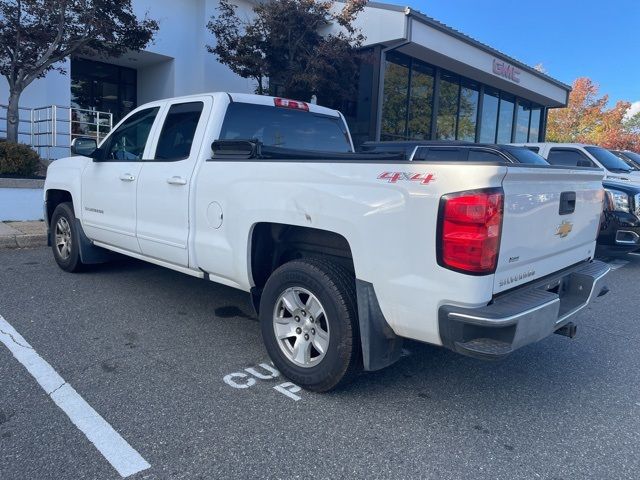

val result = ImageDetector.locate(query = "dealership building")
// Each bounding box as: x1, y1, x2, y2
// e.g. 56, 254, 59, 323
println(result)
0, 0, 571, 155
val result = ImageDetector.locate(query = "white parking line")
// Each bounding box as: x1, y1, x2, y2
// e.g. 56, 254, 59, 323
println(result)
0, 315, 150, 478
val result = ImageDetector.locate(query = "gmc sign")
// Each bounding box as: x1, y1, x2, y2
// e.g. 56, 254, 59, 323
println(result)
492, 59, 521, 84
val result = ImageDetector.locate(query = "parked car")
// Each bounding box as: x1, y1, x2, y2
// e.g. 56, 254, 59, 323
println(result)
365, 141, 639, 256
599, 180, 640, 254
44, 93, 609, 391
511, 142, 640, 183
360, 140, 549, 164
612, 150, 640, 170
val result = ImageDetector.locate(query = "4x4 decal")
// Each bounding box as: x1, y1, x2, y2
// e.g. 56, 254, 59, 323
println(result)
377, 172, 436, 185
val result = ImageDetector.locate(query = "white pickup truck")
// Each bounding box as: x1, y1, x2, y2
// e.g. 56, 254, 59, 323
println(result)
45, 93, 610, 391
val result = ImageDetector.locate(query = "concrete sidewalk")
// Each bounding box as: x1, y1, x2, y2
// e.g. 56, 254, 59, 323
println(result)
0, 221, 47, 249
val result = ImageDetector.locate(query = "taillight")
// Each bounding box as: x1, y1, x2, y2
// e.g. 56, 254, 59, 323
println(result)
274, 97, 309, 111
437, 188, 504, 275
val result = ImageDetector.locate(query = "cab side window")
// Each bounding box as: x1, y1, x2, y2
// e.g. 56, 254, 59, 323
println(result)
154, 102, 204, 161
103, 107, 160, 161
547, 148, 595, 167
467, 149, 503, 162
414, 147, 466, 162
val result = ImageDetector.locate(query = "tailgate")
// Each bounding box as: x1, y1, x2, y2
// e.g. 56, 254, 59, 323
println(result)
494, 166, 605, 294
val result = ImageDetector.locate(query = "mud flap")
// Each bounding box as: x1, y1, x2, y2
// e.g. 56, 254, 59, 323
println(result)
74, 219, 112, 264
356, 280, 403, 371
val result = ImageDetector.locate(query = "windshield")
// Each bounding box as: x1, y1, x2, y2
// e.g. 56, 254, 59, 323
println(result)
622, 150, 640, 166
585, 146, 634, 172
503, 146, 549, 165
219, 102, 352, 153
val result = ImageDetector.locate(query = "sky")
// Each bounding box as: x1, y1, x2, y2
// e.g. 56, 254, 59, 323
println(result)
387, 0, 640, 112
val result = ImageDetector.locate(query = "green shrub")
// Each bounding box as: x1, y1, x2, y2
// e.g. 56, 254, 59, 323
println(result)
0, 140, 40, 176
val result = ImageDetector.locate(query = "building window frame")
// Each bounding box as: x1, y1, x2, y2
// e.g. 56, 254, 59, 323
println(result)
374, 50, 550, 144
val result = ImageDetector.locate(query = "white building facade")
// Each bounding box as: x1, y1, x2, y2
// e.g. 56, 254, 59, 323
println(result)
0, 0, 571, 157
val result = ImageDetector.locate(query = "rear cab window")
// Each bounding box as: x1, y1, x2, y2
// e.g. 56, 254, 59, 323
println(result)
219, 102, 352, 153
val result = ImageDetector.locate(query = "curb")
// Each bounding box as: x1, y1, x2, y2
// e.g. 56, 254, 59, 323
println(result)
0, 234, 48, 249
0, 221, 48, 249
0, 178, 45, 189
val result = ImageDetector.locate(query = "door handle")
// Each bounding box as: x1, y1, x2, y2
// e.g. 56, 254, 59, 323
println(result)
167, 176, 187, 186
559, 191, 576, 215
119, 173, 135, 182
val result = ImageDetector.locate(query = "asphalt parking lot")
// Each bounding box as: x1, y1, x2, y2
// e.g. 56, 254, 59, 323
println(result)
1, 247, 639, 480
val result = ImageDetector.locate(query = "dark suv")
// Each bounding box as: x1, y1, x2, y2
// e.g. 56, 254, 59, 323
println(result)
360, 141, 548, 165
362, 141, 640, 255
600, 180, 640, 254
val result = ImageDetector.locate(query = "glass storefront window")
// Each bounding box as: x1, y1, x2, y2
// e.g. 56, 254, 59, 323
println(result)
529, 107, 541, 142
436, 72, 459, 140
381, 52, 410, 141
514, 101, 531, 143
375, 52, 550, 144
71, 57, 137, 125
457, 81, 479, 141
479, 88, 499, 143
408, 61, 434, 140
497, 93, 515, 143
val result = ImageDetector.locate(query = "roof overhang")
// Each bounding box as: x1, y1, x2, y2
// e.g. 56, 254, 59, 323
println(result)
354, 2, 571, 108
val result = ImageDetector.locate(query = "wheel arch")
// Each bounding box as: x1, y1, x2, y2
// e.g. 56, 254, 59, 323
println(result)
45, 189, 76, 225
46, 188, 110, 265
248, 222, 355, 295
248, 222, 403, 372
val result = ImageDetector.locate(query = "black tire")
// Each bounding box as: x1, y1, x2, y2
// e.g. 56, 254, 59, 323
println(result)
50, 202, 84, 273
260, 258, 361, 392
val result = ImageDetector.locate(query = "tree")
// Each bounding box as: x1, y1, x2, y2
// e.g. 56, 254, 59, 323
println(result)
0, 0, 158, 143
624, 110, 640, 135
547, 77, 640, 151
207, 0, 366, 109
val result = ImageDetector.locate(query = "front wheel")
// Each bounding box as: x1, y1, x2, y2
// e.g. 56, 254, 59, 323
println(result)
259, 258, 361, 392
50, 202, 84, 273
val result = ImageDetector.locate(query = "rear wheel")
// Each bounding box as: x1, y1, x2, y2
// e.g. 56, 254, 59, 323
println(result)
51, 202, 84, 273
260, 258, 360, 392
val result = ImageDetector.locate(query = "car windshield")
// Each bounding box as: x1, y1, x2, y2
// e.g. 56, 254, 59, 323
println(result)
622, 150, 640, 166
503, 146, 549, 165
585, 146, 634, 172
613, 151, 640, 169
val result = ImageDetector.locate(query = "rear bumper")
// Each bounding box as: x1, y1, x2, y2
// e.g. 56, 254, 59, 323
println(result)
438, 260, 610, 360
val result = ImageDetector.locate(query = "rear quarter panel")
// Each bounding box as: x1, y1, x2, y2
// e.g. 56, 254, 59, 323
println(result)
193, 161, 508, 345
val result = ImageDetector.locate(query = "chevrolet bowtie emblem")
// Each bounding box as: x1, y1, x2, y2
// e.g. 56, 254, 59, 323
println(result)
555, 221, 574, 238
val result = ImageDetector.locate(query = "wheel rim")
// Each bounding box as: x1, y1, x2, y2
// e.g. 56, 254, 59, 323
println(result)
273, 287, 330, 368
54, 217, 72, 260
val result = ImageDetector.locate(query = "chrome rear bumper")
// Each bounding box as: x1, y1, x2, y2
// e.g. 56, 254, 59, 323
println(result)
438, 260, 610, 359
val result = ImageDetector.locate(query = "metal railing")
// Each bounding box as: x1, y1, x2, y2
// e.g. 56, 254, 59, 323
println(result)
0, 104, 113, 159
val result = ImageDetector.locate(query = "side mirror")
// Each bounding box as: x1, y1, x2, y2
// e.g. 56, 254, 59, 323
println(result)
577, 160, 593, 168
71, 137, 98, 157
